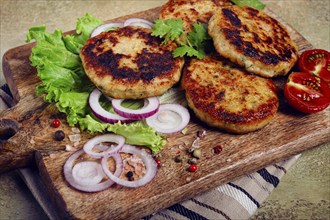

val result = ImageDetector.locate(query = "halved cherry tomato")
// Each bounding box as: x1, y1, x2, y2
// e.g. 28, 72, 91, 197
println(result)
299, 49, 330, 84
284, 72, 330, 113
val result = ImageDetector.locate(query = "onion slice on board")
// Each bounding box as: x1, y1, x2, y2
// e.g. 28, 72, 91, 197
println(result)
63, 149, 123, 192
72, 161, 105, 186
101, 144, 158, 188
125, 22, 152, 29
91, 22, 124, 37
111, 97, 160, 120
83, 134, 125, 158
89, 88, 136, 124
124, 18, 153, 28
145, 103, 190, 134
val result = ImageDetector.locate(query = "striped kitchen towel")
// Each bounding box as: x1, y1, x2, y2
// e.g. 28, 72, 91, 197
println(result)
0, 83, 300, 220
143, 155, 299, 220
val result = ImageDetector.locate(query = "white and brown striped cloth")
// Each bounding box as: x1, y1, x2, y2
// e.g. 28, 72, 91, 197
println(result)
0, 83, 299, 220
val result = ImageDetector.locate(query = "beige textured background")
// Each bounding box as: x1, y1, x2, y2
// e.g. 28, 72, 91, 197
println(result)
0, 0, 329, 219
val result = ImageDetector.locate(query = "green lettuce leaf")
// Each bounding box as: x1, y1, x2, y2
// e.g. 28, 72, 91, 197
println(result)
26, 13, 166, 152
106, 122, 166, 152
231, 0, 266, 10
63, 13, 103, 54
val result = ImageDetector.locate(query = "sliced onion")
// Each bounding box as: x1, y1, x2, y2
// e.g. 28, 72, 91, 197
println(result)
101, 144, 157, 188
72, 161, 105, 186
112, 97, 160, 120
91, 22, 124, 37
124, 18, 153, 28
89, 88, 136, 124
126, 22, 152, 29
63, 149, 123, 192
145, 104, 190, 134
83, 134, 125, 158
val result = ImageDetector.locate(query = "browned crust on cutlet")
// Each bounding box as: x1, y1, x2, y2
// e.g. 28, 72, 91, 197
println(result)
181, 54, 279, 134
159, 0, 233, 34
208, 5, 298, 77
80, 26, 184, 99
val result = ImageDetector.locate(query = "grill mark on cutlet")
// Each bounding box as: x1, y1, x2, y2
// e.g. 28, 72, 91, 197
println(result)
136, 49, 175, 81
81, 26, 176, 83
221, 7, 297, 65
223, 8, 241, 27
223, 29, 243, 47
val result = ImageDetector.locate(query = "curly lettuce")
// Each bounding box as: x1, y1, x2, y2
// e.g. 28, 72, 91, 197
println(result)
26, 13, 165, 152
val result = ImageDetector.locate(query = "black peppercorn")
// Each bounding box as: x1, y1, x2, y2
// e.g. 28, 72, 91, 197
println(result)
126, 171, 133, 178
174, 155, 183, 163
126, 171, 134, 181
54, 130, 65, 141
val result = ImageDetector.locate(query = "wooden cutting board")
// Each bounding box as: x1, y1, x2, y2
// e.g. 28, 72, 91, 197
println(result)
1, 6, 329, 219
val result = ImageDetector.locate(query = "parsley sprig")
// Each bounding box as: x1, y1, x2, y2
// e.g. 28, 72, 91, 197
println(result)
151, 19, 210, 59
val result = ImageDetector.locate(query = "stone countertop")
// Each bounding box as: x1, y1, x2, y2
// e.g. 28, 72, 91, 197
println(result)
0, 0, 329, 219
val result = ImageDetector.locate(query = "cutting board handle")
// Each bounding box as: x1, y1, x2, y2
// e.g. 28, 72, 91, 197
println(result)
0, 118, 35, 173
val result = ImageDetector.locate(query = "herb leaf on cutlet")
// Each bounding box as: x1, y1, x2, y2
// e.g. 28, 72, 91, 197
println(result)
152, 19, 210, 59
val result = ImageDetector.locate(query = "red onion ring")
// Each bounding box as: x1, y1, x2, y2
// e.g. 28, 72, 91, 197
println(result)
89, 88, 136, 124
101, 144, 157, 188
124, 18, 153, 28
145, 103, 190, 134
111, 97, 160, 120
63, 149, 123, 192
83, 134, 125, 158
91, 22, 124, 37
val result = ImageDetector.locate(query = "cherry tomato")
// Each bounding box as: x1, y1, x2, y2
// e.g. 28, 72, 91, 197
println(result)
51, 119, 61, 128
284, 72, 330, 113
188, 164, 197, 172
299, 49, 330, 84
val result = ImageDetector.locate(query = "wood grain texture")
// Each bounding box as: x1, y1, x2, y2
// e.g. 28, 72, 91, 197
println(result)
1, 6, 329, 219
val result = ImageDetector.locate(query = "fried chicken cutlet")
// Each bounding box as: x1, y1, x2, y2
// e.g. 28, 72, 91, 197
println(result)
80, 26, 184, 99
181, 54, 279, 134
208, 5, 298, 78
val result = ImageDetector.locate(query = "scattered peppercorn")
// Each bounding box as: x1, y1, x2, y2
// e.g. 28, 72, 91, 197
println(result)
154, 158, 161, 168
188, 164, 197, 172
188, 146, 195, 153
174, 155, 183, 163
213, 145, 223, 154
126, 171, 133, 177
54, 130, 65, 141
51, 119, 61, 128
126, 171, 134, 181
192, 148, 202, 159
197, 130, 206, 140
188, 158, 197, 164
126, 171, 133, 178
191, 137, 200, 150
